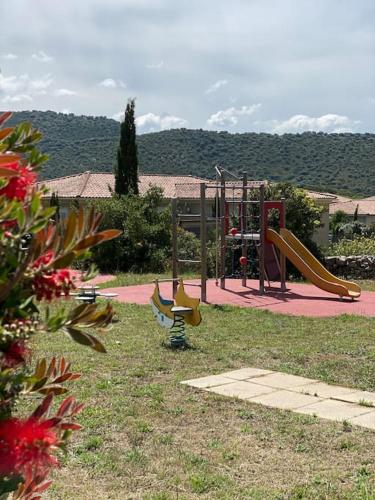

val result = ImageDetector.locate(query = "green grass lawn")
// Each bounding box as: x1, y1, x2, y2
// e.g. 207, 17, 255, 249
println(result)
28, 301, 375, 499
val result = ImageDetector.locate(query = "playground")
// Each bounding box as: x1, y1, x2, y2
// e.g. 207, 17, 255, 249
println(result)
49, 170, 375, 497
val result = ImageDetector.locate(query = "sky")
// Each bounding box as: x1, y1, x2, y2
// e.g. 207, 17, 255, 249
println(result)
1, 0, 374, 134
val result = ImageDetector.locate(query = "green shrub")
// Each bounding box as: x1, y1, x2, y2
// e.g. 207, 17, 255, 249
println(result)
89, 187, 171, 272
177, 228, 216, 278
327, 237, 375, 256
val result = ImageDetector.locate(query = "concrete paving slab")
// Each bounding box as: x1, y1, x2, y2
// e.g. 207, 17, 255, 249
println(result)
181, 375, 235, 389
336, 390, 375, 406
249, 390, 321, 410
220, 367, 274, 381
206, 381, 277, 399
298, 382, 358, 399
251, 372, 316, 390
297, 399, 373, 421
350, 410, 375, 430
182, 367, 375, 429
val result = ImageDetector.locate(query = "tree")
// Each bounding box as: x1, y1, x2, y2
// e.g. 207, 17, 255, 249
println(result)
265, 183, 322, 249
330, 209, 350, 242
49, 191, 60, 222
90, 187, 171, 272
353, 203, 359, 221
115, 99, 139, 195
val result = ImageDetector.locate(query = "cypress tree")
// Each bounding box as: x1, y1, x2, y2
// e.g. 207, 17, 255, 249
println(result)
115, 98, 139, 195
353, 204, 359, 221
50, 191, 60, 223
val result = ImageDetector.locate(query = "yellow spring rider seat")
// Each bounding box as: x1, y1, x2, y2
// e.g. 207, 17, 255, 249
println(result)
150, 279, 201, 347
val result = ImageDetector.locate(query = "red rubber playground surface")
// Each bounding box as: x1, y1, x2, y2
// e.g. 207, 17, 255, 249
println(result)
103, 279, 375, 318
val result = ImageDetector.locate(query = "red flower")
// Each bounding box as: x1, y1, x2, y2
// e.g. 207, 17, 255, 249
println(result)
0, 417, 60, 477
0, 161, 36, 202
1, 340, 30, 369
32, 252, 75, 301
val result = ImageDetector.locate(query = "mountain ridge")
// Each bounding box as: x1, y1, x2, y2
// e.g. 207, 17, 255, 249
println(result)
6, 110, 375, 196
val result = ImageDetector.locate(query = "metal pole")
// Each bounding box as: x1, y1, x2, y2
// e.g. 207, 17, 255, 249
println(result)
259, 184, 265, 295
280, 197, 287, 292
200, 183, 207, 302
220, 171, 226, 289
172, 198, 178, 298
241, 173, 247, 287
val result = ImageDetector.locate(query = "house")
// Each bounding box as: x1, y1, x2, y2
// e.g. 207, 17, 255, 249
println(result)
40, 171, 337, 245
329, 198, 375, 227
304, 191, 338, 245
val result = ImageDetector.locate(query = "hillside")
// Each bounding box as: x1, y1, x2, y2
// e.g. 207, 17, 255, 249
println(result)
7, 110, 375, 196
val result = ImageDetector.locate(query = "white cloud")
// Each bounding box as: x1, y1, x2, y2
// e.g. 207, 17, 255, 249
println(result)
146, 60, 164, 69
0, 73, 53, 101
207, 104, 261, 128
2, 53, 18, 60
54, 88, 77, 97
29, 74, 53, 92
2, 94, 33, 104
0, 74, 25, 94
113, 112, 189, 133
31, 50, 54, 63
111, 111, 124, 121
271, 114, 361, 134
205, 79, 228, 95
99, 78, 126, 89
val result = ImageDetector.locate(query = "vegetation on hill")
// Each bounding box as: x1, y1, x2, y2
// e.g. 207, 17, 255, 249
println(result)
7, 111, 375, 196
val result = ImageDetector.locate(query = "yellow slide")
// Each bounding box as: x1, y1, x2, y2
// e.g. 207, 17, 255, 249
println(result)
266, 228, 361, 299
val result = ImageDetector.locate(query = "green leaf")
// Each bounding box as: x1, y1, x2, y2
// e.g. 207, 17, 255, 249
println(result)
65, 327, 107, 353
28, 219, 49, 234
31, 376, 49, 391
30, 193, 41, 216
64, 212, 77, 250
16, 206, 25, 230
38, 386, 68, 395
42, 206, 56, 219
52, 251, 76, 269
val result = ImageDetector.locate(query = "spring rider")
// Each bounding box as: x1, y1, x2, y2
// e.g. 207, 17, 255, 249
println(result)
150, 278, 202, 347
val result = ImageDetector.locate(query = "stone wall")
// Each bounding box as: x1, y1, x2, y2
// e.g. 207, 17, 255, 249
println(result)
324, 255, 375, 279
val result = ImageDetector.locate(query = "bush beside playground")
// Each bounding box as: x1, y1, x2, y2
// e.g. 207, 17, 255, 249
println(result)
323, 237, 375, 279
327, 236, 375, 257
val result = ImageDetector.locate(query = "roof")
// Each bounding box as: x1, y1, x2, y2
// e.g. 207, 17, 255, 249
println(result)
39, 171, 346, 204
329, 200, 375, 216
305, 190, 338, 202
39, 172, 206, 199
175, 180, 266, 199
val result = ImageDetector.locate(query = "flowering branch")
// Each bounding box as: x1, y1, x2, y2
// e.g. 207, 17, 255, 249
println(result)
0, 112, 121, 498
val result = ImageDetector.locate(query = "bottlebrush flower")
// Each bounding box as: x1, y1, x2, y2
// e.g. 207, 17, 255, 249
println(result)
1, 340, 30, 369
32, 251, 75, 301
0, 417, 60, 477
0, 161, 36, 201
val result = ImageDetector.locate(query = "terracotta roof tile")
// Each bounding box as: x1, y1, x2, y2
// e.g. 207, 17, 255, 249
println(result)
39, 172, 206, 199
305, 190, 338, 201
40, 171, 346, 205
